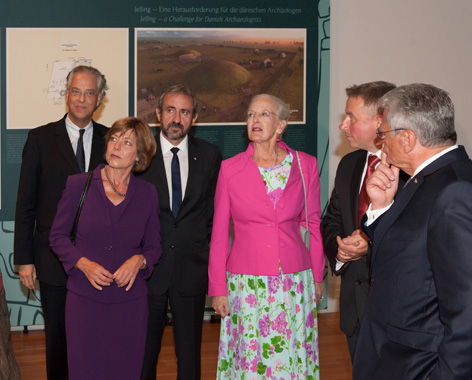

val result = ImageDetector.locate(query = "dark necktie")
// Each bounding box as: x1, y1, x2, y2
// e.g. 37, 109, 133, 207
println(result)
76, 129, 86, 173
171, 147, 182, 218
358, 154, 380, 227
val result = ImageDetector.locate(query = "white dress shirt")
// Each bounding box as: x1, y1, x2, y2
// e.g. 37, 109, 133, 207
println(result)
65, 116, 93, 171
160, 132, 189, 212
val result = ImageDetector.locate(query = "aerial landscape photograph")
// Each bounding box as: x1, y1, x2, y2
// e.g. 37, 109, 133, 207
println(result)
136, 28, 306, 125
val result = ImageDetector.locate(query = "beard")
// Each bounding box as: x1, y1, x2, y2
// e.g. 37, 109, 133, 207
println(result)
162, 122, 187, 141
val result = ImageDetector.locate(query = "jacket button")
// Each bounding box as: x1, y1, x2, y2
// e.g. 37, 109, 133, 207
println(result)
106, 246, 112, 251
170, 245, 175, 250
355, 280, 362, 285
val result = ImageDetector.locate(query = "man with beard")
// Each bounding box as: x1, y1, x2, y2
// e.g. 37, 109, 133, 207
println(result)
139, 85, 222, 380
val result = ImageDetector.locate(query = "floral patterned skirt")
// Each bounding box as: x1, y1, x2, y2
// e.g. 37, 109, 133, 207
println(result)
217, 267, 320, 380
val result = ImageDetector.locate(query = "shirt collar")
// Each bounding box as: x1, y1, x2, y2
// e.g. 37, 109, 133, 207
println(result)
412, 145, 458, 177
160, 132, 188, 154
369, 149, 382, 160
65, 115, 93, 132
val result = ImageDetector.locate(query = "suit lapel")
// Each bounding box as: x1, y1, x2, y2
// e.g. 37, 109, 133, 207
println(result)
184, 136, 198, 203
54, 117, 80, 173
371, 146, 469, 265
372, 173, 424, 259
349, 152, 367, 229
90, 121, 106, 169
154, 136, 172, 213
115, 172, 138, 218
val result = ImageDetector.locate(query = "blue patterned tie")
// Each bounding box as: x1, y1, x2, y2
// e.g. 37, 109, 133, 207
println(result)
171, 147, 182, 218
76, 129, 86, 172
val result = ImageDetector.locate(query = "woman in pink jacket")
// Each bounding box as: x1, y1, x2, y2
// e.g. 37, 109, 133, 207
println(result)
209, 94, 324, 379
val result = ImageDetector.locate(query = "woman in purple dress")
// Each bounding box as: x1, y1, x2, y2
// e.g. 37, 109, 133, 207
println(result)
50, 117, 161, 380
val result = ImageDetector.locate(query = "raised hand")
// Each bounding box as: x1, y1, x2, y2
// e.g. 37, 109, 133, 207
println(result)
366, 150, 399, 210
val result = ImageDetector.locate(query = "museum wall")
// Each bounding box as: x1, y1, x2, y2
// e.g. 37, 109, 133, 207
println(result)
329, 0, 472, 180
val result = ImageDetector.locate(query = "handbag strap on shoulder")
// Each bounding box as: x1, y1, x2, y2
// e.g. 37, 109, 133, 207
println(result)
70, 171, 94, 245
296, 151, 309, 234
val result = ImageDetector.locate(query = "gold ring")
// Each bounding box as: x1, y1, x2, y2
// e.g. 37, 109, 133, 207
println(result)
320, 296, 324, 300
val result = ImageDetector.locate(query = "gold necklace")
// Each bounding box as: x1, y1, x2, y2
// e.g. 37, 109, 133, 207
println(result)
104, 165, 126, 197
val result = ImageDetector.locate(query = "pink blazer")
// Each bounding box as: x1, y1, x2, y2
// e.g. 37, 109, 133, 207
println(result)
208, 142, 325, 297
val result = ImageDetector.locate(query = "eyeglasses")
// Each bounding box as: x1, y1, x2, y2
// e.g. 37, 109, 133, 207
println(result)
376, 127, 407, 140
246, 110, 282, 120
68, 89, 98, 99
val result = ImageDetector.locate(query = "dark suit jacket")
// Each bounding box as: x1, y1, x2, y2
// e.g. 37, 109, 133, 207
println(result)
14, 115, 108, 286
322, 150, 407, 337
139, 134, 222, 297
49, 165, 161, 303
321, 150, 371, 337
353, 146, 472, 380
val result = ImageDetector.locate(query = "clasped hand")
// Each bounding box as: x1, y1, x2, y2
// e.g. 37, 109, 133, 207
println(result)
336, 229, 369, 263
76, 255, 143, 291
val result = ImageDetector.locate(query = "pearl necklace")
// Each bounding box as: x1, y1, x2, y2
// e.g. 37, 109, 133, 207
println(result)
104, 165, 126, 197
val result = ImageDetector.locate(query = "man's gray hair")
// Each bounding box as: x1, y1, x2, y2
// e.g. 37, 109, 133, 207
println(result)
380, 83, 457, 148
66, 65, 108, 106
157, 84, 198, 117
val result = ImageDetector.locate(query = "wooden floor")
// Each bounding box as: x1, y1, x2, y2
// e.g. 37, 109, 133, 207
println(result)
11, 312, 352, 379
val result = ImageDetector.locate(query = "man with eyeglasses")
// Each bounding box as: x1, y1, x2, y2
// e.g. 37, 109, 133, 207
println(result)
353, 83, 472, 379
14, 65, 109, 379
139, 85, 222, 380
321, 81, 398, 361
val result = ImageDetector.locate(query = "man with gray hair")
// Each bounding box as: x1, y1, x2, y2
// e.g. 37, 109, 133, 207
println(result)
14, 65, 109, 379
321, 81, 397, 361
353, 83, 472, 379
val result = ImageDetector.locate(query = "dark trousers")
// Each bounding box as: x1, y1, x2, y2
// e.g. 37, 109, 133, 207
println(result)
347, 320, 361, 363
141, 288, 206, 380
39, 281, 68, 380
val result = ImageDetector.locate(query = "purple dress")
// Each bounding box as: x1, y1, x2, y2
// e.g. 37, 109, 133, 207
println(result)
50, 165, 161, 380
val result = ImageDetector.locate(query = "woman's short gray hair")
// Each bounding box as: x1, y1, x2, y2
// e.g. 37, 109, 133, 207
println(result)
248, 94, 290, 121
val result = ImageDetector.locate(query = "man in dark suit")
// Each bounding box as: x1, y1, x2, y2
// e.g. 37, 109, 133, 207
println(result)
321, 81, 396, 361
353, 83, 472, 379
140, 85, 222, 380
14, 65, 108, 380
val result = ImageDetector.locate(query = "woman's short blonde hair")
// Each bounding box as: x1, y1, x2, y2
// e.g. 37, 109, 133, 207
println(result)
105, 117, 156, 172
